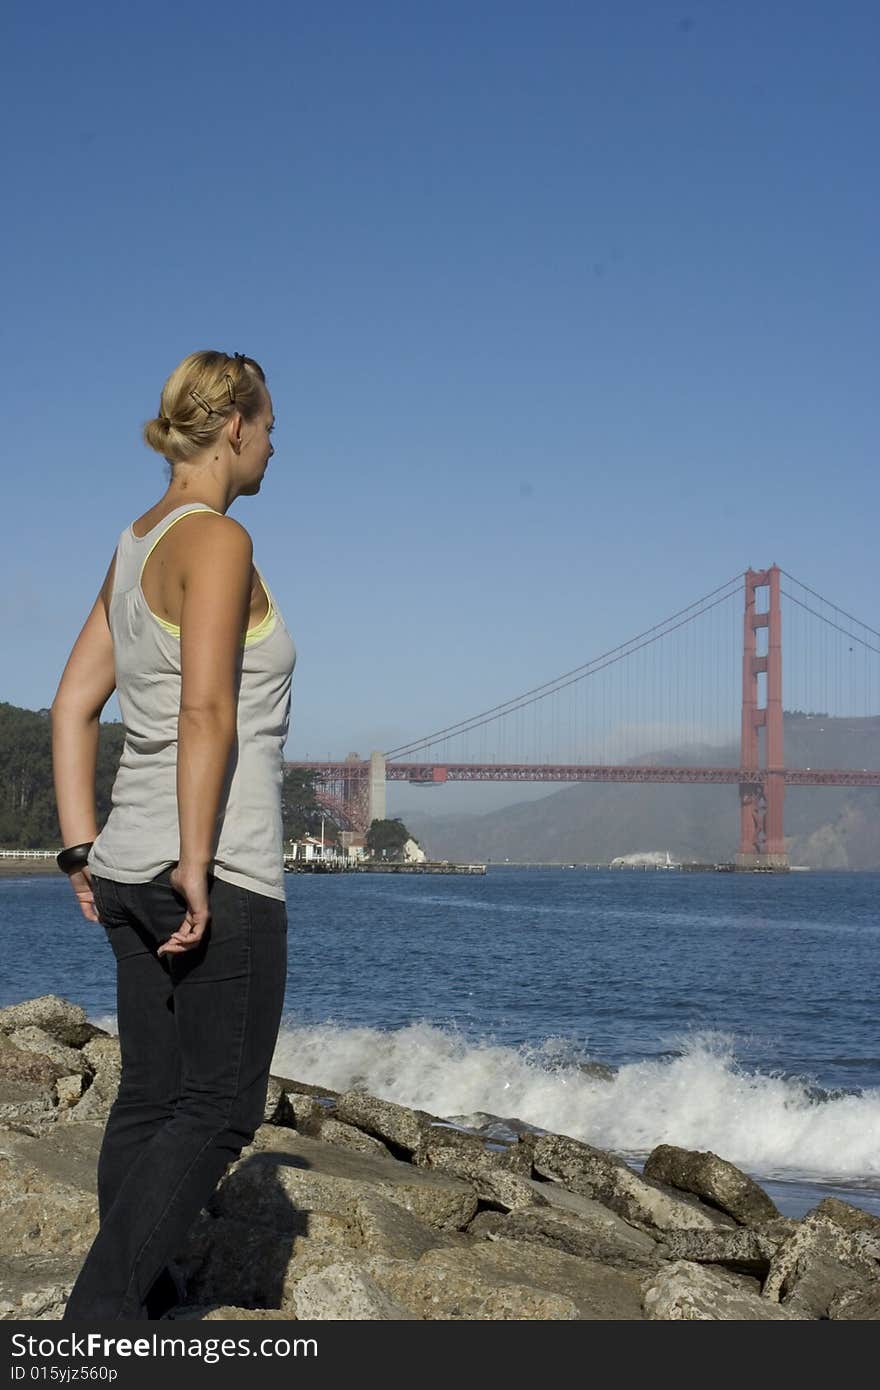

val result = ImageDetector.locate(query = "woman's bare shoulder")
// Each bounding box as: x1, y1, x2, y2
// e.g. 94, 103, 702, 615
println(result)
172, 510, 253, 559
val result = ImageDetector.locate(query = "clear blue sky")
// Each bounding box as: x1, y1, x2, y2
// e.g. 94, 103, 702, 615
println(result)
3, 1, 877, 788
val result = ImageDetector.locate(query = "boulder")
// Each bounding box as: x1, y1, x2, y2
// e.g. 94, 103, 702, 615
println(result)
810, 1197, 880, 1250
273, 1076, 340, 1102
0, 1034, 66, 1088
643, 1144, 780, 1228
354, 1191, 461, 1260
180, 1212, 334, 1310
656, 1227, 782, 1275
213, 1129, 478, 1234
334, 1091, 435, 1154
417, 1130, 547, 1212
533, 1134, 734, 1233
55, 1075, 85, 1110
0, 1152, 98, 1257
291, 1262, 417, 1320
362, 1242, 640, 1320
829, 1284, 880, 1320
763, 1211, 879, 1318
0, 997, 102, 1048
82, 1035, 121, 1071
68, 1037, 122, 1121
317, 1119, 391, 1157
644, 1261, 805, 1320
263, 1076, 286, 1124
0, 1078, 57, 1128
469, 1205, 659, 1271
10, 1027, 91, 1078
282, 1092, 326, 1135
0, 1253, 80, 1321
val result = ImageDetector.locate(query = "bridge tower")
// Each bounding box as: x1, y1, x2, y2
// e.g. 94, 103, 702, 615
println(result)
737, 566, 788, 869
368, 751, 387, 826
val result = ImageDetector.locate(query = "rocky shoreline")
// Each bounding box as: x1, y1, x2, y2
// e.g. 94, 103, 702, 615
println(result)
1, 995, 878, 1321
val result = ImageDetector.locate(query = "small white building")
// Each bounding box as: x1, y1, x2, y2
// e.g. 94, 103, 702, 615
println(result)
610, 851, 680, 868
403, 838, 426, 864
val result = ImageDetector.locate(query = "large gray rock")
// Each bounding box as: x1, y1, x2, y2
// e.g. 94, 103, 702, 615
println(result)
644, 1261, 805, 1320
354, 1190, 461, 1260
263, 1076, 286, 1124
273, 1076, 340, 1102
469, 1205, 659, 1272
533, 1134, 733, 1233
180, 1212, 339, 1310
0, 1129, 99, 1257
334, 1090, 434, 1154
10, 1027, 91, 1078
0, 1254, 80, 1321
417, 1129, 547, 1212
810, 1197, 880, 1249
0, 1078, 57, 1128
763, 1212, 879, 1317
830, 1285, 880, 1320
0, 1034, 66, 1088
643, 1144, 780, 1228
67, 1037, 121, 1121
363, 1241, 642, 1320
317, 1119, 391, 1157
282, 1092, 326, 1135
213, 1129, 478, 1234
291, 1262, 417, 1320
656, 1227, 783, 1275
55, 1076, 85, 1110
0, 997, 101, 1048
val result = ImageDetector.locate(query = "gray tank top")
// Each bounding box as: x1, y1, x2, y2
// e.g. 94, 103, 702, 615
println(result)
89, 503, 296, 901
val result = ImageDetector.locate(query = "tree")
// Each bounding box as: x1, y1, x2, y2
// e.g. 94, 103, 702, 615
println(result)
0, 702, 125, 847
366, 817, 413, 861
281, 766, 324, 843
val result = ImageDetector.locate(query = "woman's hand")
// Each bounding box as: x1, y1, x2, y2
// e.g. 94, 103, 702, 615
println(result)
69, 867, 99, 923
158, 863, 211, 957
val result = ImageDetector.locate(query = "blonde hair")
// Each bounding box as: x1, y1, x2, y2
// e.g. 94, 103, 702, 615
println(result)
143, 350, 268, 463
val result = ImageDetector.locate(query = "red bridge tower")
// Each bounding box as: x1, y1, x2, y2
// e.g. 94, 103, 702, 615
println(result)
737, 566, 788, 869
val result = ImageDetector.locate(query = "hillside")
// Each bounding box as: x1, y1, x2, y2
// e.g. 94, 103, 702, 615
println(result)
403, 714, 880, 869
0, 703, 125, 848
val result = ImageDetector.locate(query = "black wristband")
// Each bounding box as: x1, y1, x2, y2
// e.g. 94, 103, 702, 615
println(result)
56, 842, 94, 875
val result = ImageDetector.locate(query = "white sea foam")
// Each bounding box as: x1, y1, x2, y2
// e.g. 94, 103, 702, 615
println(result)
272, 1020, 880, 1184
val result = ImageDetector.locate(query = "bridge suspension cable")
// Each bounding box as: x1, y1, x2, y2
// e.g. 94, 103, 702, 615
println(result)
780, 570, 880, 642
384, 572, 745, 760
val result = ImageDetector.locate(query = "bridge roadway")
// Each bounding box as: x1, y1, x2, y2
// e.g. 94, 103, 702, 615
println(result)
291, 760, 880, 789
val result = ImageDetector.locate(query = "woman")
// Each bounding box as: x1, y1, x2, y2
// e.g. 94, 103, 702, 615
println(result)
51, 350, 295, 1320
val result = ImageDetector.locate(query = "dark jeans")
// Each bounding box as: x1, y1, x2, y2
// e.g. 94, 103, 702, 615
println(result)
63, 867, 287, 1321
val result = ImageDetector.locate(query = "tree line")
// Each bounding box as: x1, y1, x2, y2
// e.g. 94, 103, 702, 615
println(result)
1, 702, 414, 855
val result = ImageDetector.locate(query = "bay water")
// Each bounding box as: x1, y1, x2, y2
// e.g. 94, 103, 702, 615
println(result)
3, 867, 878, 1219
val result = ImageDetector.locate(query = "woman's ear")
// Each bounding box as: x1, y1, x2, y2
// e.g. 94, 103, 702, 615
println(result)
227, 411, 244, 454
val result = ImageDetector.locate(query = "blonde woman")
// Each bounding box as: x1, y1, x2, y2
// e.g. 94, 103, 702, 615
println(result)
51, 351, 295, 1320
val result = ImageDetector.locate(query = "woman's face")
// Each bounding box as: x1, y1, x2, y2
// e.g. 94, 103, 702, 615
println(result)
238, 390, 275, 495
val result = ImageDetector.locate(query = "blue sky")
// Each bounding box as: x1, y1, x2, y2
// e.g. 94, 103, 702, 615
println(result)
3, 1, 877, 809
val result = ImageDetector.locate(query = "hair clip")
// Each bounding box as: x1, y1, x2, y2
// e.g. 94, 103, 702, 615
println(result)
190, 389, 214, 416
224, 374, 236, 404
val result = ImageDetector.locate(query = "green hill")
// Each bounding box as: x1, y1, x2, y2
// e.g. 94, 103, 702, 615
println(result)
0, 703, 124, 848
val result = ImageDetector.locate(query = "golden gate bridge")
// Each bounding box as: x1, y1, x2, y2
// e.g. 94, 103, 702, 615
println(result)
288, 566, 880, 867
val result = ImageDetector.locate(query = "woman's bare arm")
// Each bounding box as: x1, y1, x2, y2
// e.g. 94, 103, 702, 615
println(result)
51, 558, 117, 922
159, 514, 253, 956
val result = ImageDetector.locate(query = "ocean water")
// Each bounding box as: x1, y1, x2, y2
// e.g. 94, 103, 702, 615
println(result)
2, 867, 879, 1219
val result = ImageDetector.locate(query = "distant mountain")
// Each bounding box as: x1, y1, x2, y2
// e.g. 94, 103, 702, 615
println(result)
403, 715, 880, 869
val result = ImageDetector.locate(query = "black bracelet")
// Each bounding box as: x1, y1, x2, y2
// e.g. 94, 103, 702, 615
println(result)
56, 842, 94, 875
